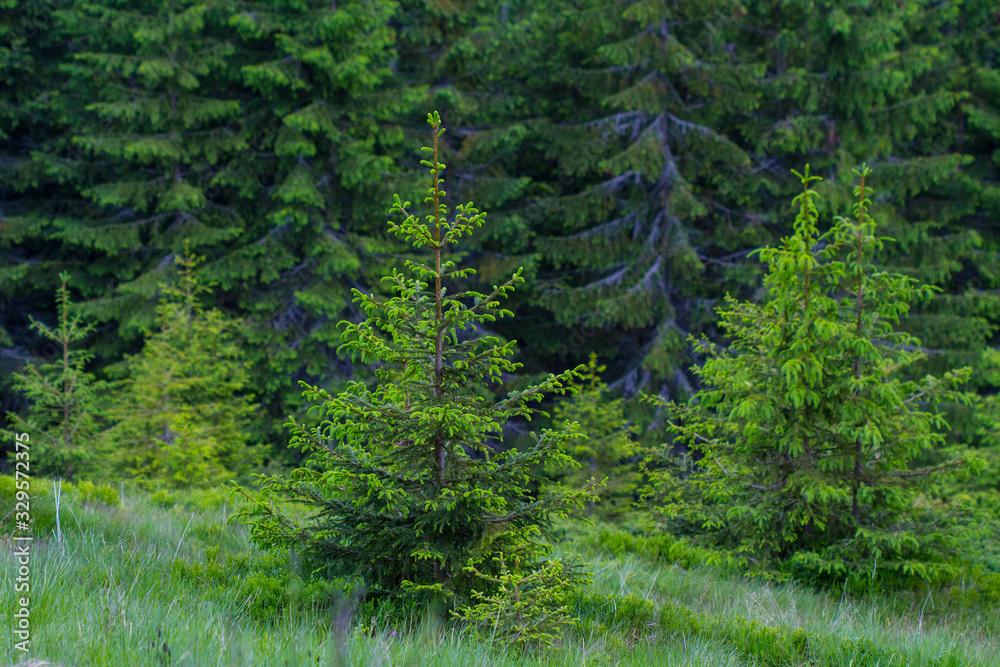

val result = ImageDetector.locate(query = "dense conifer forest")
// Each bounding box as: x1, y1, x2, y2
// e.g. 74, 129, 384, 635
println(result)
0, 1, 998, 664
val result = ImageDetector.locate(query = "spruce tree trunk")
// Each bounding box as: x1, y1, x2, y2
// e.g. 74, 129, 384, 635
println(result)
432, 135, 445, 489
852, 170, 867, 528
588, 456, 597, 516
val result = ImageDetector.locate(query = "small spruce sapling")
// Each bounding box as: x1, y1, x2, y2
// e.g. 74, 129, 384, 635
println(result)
235, 112, 599, 609
645, 166, 980, 590
451, 553, 577, 652
103, 246, 259, 487
2, 273, 110, 480
548, 353, 638, 519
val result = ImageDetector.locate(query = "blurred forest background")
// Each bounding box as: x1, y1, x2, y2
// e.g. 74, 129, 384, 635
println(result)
3, 0, 999, 472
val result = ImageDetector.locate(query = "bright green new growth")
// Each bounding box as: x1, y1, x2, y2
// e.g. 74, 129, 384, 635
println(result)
451, 553, 579, 652
236, 112, 599, 607
548, 353, 638, 519
3, 273, 110, 480
102, 245, 259, 487
646, 165, 981, 591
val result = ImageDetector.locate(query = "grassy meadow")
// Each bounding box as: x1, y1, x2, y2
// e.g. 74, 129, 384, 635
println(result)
0, 480, 997, 666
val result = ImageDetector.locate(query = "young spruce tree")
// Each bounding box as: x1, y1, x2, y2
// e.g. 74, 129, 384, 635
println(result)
2, 273, 109, 480
548, 353, 638, 520
103, 246, 258, 487
236, 112, 598, 608
646, 166, 980, 591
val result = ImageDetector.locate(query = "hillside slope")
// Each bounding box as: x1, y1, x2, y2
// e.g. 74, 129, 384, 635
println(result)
0, 481, 997, 666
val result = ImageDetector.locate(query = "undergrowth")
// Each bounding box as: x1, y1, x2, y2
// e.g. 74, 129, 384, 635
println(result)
0, 480, 996, 666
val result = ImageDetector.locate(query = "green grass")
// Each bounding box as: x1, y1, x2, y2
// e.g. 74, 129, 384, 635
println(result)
0, 483, 997, 666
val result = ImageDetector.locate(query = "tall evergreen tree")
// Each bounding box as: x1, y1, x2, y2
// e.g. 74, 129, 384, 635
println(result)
49, 0, 245, 341
950, 0, 1000, 451
495, 0, 769, 398
220, 0, 422, 448
3, 0, 424, 456
0, 0, 76, 426
445, 0, 1000, 421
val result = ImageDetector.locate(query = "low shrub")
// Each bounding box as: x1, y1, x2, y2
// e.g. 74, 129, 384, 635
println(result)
572, 592, 656, 636
237, 571, 286, 620
149, 489, 179, 509
170, 544, 353, 624
148, 486, 230, 512
945, 566, 1000, 607
0, 474, 57, 535
583, 525, 733, 571
0, 474, 121, 537
70, 479, 120, 506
